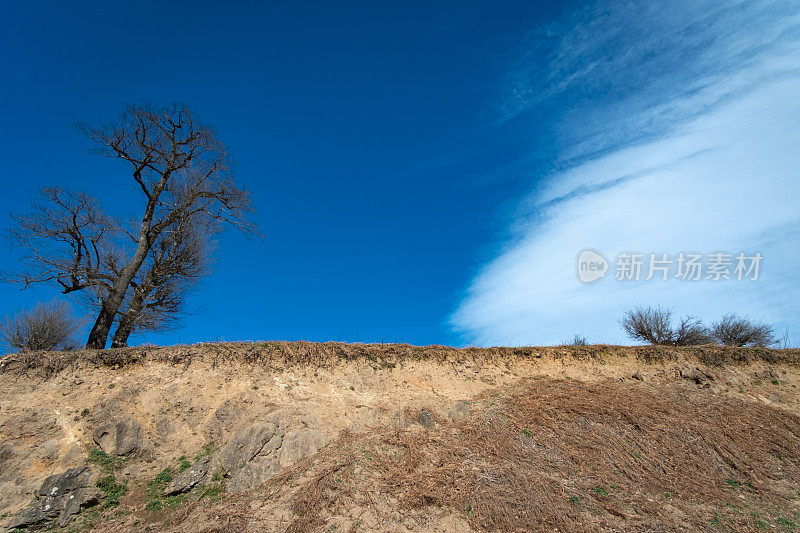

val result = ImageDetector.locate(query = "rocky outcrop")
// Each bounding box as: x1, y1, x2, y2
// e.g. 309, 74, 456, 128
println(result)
5, 467, 100, 531
217, 411, 328, 492
93, 418, 142, 456
163, 455, 212, 496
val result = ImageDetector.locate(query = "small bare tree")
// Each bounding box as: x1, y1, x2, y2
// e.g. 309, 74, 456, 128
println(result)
621, 306, 712, 346
711, 314, 775, 347
673, 316, 714, 346
5, 104, 256, 348
621, 306, 675, 345
0, 301, 81, 352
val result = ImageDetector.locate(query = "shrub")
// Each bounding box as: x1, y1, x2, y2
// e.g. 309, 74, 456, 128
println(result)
711, 314, 775, 347
0, 301, 81, 352
570, 334, 588, 346
621, 306, 712, 346
621, 306, 676, 345
673, 316, 714, 346
96, 474, 127, 508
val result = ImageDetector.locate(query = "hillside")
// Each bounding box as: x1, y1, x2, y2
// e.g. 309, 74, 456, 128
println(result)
2, 342, 800, 532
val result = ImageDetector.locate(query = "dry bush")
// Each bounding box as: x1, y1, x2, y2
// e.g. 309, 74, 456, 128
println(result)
712, 313, 776, 347
0, 301, 81, 352
570, 334, 588, 346
673, 315, 714, 345
621, 306, 712, 346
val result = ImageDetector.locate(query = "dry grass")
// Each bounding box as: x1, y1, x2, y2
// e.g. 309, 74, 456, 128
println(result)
268, 378, 800, 532
2, 341, 799, 379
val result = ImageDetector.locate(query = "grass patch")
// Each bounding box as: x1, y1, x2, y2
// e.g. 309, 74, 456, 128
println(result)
178, 456, 192, 472
96, 475, 127, 508
88, 448, 118, 472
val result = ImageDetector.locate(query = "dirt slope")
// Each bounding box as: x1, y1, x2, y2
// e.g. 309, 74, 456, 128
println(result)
1, 342, 799, 532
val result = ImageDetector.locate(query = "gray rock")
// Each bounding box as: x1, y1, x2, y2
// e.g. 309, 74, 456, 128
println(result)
163, 456, 212, 496
93, 418, 142, 456
418, 408, 436, 428
681, 367, 713, 385
217, 414, 328, 492
6, 467, 101, 530
632, 371, 644, 381
218, 422, 281, 474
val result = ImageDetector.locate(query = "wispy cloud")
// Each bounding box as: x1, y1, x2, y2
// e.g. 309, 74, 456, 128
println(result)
453, 0, 800, 346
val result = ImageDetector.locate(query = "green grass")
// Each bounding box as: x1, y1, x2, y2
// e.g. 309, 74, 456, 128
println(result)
178, 456, 192, 472
724, 478, 740, 490
591, 487, 608, 496
88, 448, 117, 472
96, 475, 127, 508
777, 517, 798, 529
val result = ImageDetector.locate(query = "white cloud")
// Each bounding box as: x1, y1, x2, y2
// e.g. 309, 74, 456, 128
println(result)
453, 0, 800, 346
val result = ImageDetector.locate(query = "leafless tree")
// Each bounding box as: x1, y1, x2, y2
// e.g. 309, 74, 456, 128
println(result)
108, 212, 216, 347
621, 306, 713, 346
621, 306, 675, 345
673, 316, 714, 346
711, 314, 775, 347
0, 301, 81, 352
6, 187, 122, 293
5, 104, 255, 348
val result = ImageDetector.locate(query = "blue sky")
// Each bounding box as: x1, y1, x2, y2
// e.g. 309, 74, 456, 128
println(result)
1, 1, 798, 348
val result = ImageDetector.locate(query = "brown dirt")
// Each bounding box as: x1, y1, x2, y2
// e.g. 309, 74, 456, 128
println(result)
1, 342, 800, 532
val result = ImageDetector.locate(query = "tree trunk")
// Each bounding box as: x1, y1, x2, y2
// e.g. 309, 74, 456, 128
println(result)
85, 241, 151, 348
84, 177, 169, 349
110, 289, 146, 348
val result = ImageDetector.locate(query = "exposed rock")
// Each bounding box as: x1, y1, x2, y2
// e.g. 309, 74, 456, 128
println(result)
163, 456, 211, 496
632, 371, 644, 381
6, 467, 100, 530
217, 411, 328, 492
418, 408, 436, 428
681, 367, 713, 386
93, 418, 142, 456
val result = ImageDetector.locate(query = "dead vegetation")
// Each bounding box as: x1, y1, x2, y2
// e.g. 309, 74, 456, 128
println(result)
256, 378, 800, 532
4, 341, 800, 532
2, 340, 799, 379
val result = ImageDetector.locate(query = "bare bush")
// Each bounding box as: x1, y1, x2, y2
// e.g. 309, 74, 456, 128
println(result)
711, 314, 775, 347
0, 301, 81, 352
621, 306, 675, 345
674, 316, 714, 346
621, 306, 712, 346
570, 334, 588, 346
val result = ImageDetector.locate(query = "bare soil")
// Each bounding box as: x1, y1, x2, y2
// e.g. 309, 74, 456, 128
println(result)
1, 342, 799, 532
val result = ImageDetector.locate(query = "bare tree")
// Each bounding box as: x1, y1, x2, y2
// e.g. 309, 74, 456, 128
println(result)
621, 306, 712, 346
108, 212, 215, 347
5, 104, 255, 348
621, 306, 675, 345
711, 314, 775, 347
673, 316, 714, 346
0, 301, 81, 352
6, 187, 122, 294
